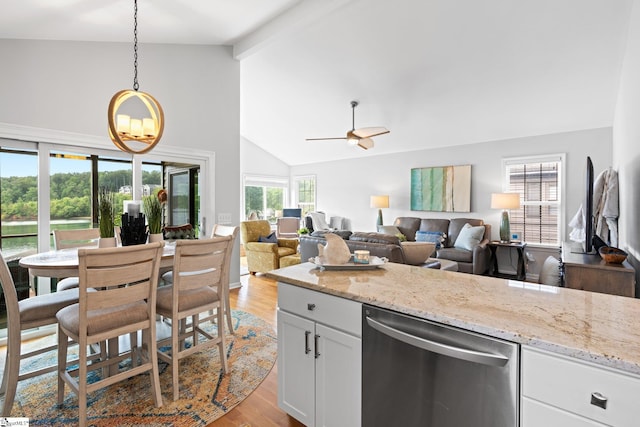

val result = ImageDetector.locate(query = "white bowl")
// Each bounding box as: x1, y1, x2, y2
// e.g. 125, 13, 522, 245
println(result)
400, 241, 436, 265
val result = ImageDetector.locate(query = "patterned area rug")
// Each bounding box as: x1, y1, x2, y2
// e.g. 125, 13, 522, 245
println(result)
5, 310, 277, 426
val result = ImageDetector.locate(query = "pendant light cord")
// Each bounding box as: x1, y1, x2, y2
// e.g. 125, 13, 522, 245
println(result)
133, 0, 139, 91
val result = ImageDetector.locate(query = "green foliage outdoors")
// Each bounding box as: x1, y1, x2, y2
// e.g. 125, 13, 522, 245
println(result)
0, 170, 161, 221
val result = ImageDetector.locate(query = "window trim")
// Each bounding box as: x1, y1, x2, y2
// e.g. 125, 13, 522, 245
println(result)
293, 174, 316, 216
0, 123, 215, 246
501, 153, 566, 247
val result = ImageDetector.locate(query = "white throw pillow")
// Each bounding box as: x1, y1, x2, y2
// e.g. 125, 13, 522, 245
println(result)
453, 223, 485, 251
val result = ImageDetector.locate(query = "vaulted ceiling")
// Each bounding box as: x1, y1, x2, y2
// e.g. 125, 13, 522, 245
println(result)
1, 0, 634, 165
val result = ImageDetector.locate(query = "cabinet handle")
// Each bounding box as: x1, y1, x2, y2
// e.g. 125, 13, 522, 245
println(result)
304, 330, 311, 354
590, 392, 608, 410
307, 303, 316, 311
314, 334, 320, 359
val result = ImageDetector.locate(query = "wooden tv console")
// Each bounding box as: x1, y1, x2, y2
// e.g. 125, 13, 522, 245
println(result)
561, 241, 636, 297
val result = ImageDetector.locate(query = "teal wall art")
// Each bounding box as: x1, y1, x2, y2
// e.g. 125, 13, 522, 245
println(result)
411, 164, 471, 212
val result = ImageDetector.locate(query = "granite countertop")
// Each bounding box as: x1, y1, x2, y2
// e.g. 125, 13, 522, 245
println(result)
267, 262, 640, 375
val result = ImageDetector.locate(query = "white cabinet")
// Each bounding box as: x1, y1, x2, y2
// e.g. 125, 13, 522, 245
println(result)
521, 346, 640, 426
277, 282, 361, 427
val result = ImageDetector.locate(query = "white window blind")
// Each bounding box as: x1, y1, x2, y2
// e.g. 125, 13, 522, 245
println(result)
503, 155, 564, 246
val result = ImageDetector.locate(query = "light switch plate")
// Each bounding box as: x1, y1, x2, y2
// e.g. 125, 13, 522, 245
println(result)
217, 213, 232, 225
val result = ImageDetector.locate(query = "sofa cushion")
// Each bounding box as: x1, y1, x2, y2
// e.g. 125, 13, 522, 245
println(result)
377, 225, 404, 238
349, 232, 401, 246
393, 217, 422, 241
311, 230, 352, 239
437, 247, 473, 263
415, 231, 446, 249
454, 223, 485, 251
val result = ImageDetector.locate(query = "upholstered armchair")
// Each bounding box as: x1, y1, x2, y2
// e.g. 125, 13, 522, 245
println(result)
240, 220, 298, 274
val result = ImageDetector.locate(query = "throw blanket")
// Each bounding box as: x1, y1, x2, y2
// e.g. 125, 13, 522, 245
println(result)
593, 167, 619, 246
308, 212, 333, 231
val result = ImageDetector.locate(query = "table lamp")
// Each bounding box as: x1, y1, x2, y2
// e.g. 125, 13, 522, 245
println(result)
370, 195, 389, 228
491, 193, 520, 242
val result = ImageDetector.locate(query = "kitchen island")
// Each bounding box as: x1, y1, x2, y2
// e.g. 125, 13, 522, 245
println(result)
268, 261, 640, 373
268, 261, 640, 426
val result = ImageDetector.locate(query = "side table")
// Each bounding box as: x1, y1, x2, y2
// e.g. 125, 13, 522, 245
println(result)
488, 241, 527, 281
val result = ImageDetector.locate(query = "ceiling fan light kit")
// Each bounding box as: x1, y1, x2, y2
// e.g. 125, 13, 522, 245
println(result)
307, 100, 389, 150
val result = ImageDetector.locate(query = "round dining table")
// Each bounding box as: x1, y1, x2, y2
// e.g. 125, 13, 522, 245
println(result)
19, 243, 176, 278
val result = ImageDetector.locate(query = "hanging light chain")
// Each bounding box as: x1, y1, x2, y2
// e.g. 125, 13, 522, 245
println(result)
133, 0, 139, 91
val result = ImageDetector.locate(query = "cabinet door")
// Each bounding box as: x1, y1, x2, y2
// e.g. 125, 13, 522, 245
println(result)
315, 323, 361, 427
278, 309, 316, 426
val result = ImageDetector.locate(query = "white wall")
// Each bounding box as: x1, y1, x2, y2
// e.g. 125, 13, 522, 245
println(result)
292, 128, 612, 276
613, 0, 640, 291
240, 136, 289, 177
0, 39, 242, 284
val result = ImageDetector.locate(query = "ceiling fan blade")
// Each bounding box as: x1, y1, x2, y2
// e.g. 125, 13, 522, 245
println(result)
306, 137, 348, 141
352, 127, 390, 139
357, 138, 374, 150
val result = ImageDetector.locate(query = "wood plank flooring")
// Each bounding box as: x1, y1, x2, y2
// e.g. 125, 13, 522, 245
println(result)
207, 273, 304, 427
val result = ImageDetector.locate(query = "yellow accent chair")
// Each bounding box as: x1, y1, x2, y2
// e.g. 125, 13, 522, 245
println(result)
240, 220, 298, 274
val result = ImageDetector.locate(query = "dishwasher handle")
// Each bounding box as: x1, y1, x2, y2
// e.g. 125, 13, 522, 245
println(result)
366, 316, 509, 367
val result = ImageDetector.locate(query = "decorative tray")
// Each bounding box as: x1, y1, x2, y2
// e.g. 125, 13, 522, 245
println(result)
310, 255, 387, 271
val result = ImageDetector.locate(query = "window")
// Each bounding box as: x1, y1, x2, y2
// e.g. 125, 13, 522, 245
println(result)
243, 175, 288, 223
0, 147, 39, 259
294, 175, 316, 216
503, 155, 564, 246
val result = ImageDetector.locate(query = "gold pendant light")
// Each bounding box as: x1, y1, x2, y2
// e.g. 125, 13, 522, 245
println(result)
108, 0, 164, 154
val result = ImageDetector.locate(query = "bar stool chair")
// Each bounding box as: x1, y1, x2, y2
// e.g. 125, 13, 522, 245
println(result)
0, 250, 80, 416
56, 242, 164, 427
156, 236, 231, 400
53, 228, 100, 291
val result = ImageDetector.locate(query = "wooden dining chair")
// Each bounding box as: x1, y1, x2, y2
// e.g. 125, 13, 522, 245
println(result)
53, 228, 100, 291
0, 250, 81, 416
56, 242, 164, 427
211, 224, 239, 334
156, 236, 231, 401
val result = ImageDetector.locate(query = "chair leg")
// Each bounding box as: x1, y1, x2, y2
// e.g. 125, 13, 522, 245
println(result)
78, 338, 88, 427
57, 326, 68, 405
224, 283, 234, 335
143, 328, 163, 407
217, 307, 228, 374
1, 328, 21, 416
171, 317, 180, 401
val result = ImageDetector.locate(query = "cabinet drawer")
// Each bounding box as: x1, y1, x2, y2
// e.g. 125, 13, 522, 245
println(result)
522, 397, 605, 426
522, 347, 640, 426
278, 282, 361, 336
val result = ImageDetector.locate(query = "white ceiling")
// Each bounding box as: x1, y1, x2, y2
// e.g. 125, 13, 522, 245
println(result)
1, 0, 635, 166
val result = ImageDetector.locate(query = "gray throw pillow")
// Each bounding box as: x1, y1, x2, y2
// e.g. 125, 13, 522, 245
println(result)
453, 223, 485, 251
258, 232, 278, 243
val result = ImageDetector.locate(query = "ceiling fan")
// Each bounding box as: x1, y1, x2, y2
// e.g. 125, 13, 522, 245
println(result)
306, 101, 390, 150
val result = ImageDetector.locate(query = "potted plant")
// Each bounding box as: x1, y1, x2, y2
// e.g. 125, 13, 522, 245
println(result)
298, 227, 310, 236
98, 188, 116, 247
143, 190, 163, 242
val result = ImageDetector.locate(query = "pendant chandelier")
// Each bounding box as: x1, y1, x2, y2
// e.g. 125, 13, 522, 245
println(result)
107, 0, 164, 154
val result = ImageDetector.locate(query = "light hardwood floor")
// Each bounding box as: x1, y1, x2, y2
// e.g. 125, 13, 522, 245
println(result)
207, 273, 304, 427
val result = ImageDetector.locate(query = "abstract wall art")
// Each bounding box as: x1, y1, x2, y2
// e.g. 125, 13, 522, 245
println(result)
410, 164, 471, 212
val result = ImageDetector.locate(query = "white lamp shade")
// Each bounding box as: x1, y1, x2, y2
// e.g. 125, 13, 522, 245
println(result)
370, 195, 389, 209
491, 193, 520, 210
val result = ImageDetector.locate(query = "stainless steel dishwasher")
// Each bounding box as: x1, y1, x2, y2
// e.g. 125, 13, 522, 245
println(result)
362, 305, 519, 427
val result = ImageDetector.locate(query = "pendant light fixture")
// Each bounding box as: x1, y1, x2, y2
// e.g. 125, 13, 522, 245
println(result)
108, 0, 164, 154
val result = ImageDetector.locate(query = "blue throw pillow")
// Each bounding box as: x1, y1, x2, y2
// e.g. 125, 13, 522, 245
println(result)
258, 232, 278, 243
415, 231, 446, 249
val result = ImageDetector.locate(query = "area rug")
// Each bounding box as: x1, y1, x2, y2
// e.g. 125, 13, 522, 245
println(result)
5, 310, 277, 426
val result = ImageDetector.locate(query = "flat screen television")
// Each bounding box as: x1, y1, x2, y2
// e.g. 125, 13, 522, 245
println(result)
282, 208, 302, 218
583, 156, 595, 253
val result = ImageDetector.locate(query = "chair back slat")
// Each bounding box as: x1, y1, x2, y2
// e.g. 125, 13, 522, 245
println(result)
173, 237, 230, 294
78, 242, 163, 323
54, 228, 100, 250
